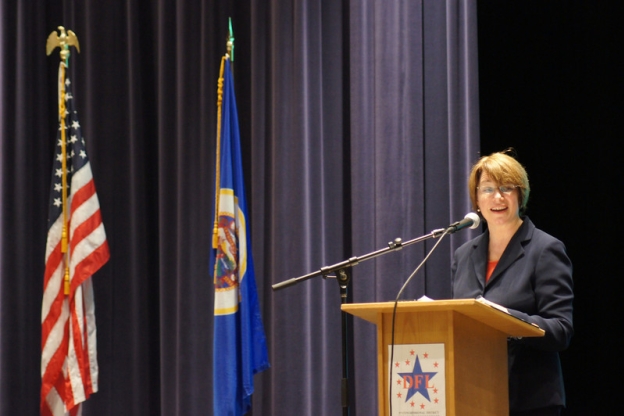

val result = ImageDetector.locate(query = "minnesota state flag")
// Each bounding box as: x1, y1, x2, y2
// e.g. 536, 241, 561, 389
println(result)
212, 55, 269, 416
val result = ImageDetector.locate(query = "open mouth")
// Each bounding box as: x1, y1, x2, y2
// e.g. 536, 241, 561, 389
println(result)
491, 206, 507, 212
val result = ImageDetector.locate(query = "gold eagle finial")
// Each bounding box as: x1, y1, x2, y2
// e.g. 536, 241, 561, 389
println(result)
46, 26, 80, 60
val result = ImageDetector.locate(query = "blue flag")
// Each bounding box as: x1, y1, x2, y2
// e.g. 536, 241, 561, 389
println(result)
212, 56, 270, 416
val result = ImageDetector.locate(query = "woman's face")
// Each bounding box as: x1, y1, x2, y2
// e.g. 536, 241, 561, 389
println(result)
476, 172, 521, 226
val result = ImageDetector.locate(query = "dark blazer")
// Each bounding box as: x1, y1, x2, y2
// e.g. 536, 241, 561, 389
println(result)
451, 217, 574, 412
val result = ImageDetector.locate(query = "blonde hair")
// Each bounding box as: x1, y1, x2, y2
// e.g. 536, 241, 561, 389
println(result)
468, 149, 530, 214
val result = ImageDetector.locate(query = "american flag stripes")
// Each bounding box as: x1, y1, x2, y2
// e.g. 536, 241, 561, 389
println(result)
41, 63, 109, 416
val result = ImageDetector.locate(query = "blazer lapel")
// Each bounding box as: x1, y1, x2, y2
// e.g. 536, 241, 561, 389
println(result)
470, 232, 489, 291
486, 218, 535, 286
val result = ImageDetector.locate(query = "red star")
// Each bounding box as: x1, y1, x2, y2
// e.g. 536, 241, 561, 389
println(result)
433, 361, 439, 368
397, 392, 402, 398
396, 379, 402, 385
433, 388, 438, 394
405, 359, 411, 365
423, 352, 429, 358
410, 350, 415, 355
420, 403, 426, 409
410, 401, 415, 407
395, 362, 400, 367
434, 398, 439, 404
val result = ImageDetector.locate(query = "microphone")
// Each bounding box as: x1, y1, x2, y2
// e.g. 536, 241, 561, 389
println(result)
446, 212, 480, 234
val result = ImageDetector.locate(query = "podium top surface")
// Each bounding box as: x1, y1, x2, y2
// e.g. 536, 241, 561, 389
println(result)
342, 299, 545, 338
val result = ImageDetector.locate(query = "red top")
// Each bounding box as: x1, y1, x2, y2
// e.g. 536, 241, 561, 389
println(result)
486, 260, 498, 283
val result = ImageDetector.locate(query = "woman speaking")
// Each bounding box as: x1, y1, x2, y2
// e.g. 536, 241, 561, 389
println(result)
452, 150, 574, 416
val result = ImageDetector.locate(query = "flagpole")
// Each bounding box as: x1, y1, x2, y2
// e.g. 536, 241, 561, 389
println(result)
213, 22, 235, 250
47, 26, 81, 295
213, 57, 224, 250
59, 62, 70, 295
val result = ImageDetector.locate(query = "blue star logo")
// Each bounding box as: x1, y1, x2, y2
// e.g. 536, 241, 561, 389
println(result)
398, 355, 437, 402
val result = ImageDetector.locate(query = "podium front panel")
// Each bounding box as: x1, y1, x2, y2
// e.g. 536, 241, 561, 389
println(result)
377, 310, 508, 415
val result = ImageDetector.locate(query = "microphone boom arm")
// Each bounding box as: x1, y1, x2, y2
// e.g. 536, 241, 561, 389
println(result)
271, 228, 445, 291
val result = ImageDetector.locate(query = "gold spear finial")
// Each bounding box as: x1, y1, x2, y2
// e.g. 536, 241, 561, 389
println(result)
46, 26, 80, 63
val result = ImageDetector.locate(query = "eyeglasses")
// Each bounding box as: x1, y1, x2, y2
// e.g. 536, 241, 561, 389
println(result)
477, 185, 520, 196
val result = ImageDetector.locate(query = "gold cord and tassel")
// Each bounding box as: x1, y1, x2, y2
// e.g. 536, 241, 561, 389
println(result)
46, 26, 80, 295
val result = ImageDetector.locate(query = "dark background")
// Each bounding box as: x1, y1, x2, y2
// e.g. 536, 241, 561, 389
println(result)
478, 3, 622, 413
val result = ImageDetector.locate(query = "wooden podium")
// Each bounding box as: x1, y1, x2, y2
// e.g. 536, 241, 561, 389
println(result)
342, 299, 544, 416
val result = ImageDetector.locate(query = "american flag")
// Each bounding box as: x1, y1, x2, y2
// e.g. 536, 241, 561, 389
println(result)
41, 63, 110, 416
